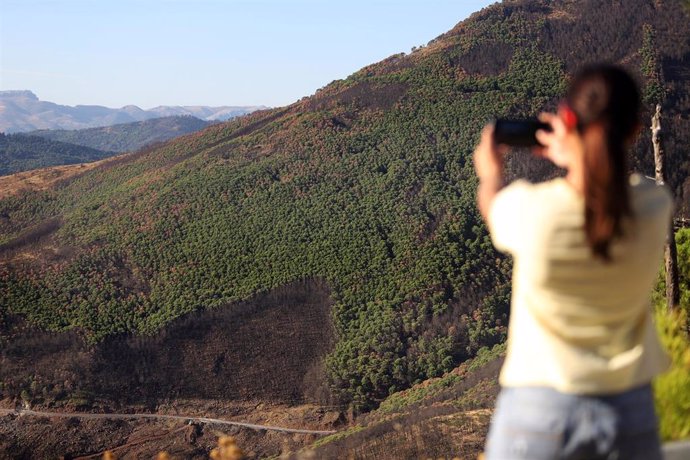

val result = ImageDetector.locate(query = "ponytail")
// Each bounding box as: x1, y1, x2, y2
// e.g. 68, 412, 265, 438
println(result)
567, 65, 640, 261
582, 127, 631, 260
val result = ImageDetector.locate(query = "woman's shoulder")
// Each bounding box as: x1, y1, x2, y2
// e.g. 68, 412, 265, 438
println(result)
494, 178, 581, 223
519, 178, 583, 212
499, 177, 573, 197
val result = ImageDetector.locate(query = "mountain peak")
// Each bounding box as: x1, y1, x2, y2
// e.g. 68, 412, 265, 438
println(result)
120, 104, 145, 114
0, 90, 38, 100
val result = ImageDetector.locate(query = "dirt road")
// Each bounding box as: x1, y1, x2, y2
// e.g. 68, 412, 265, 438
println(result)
0, 408, 336, 435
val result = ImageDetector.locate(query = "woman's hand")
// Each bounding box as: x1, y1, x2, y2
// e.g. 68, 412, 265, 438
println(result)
473, 124, 505, 182
473, 124, 506, 221
535, 110, 584, 170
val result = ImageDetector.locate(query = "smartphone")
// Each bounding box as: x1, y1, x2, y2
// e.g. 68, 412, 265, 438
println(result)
493, 119, 552, 147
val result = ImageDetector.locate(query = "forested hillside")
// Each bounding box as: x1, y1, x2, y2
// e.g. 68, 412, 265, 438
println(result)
0, 133, 111, 176
28, 116, 213, 153
1, 0, 689, 413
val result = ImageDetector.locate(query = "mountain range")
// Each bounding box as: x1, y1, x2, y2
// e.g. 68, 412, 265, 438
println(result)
0, 90, 266, 133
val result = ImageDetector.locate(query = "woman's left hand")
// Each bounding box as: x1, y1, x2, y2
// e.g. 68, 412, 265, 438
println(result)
473, 124, 507, 221
473, 124, 506, 182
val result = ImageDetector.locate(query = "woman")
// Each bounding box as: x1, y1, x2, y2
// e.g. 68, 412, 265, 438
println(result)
473, 64, 673, 459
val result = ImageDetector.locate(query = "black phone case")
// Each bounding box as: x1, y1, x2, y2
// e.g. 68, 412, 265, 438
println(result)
494, 119, 551, 147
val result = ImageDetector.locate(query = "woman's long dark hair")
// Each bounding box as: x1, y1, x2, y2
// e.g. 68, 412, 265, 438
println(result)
566, 64, 641, 261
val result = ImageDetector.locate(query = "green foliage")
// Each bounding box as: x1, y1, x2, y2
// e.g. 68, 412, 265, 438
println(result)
376, 342, 506, 414
375, 370, 461, 414
654, 308, 690, 441
676, 229, 690, 308
466, 342, 507, 373
652, 228, 690, 310
311, 425, 365, 449
653, 228, 690, 441
639, 24, 666, 106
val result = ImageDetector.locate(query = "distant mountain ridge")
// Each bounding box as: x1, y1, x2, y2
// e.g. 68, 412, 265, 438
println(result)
0, 133, 111, 176
27, 115, 214, 153
0, 90, 267, 133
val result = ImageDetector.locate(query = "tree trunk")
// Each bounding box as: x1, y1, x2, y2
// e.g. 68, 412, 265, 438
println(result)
651, 104, 680, 310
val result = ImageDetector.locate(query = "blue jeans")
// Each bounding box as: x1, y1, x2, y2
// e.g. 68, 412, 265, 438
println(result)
484, 385, 662, 460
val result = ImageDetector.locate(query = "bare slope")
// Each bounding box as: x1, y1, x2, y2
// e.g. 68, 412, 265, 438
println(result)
1, 279, 334, 407
0, 159, 112, 199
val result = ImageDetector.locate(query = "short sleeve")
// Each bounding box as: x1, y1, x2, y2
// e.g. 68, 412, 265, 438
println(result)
487, 179, 532, 255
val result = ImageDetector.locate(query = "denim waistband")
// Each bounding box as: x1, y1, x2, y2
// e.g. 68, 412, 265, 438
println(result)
496, 384, 657, 433
485, 384, 662, 459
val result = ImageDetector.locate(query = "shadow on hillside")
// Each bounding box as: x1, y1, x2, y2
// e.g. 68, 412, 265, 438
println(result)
0, 278, 335, 409
303, 357, 503, 460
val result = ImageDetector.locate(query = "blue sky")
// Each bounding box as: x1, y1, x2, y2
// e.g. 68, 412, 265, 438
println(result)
1, 0, 496, 109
